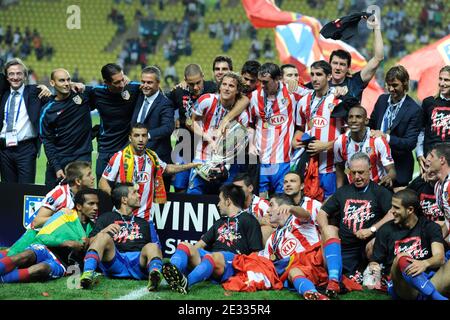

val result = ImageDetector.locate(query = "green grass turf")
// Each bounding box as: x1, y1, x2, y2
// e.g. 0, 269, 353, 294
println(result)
0, 277, 390, 300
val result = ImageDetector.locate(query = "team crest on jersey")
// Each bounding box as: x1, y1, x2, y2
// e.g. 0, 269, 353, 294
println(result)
327, 102, 335, 110
23, 195, 45, 229
312, 116, 328, 128
365, 147, 372, 154
72, 95, 82, 105
121, 90, 130, 100
268, 114, 287, 126
281, 238, 297, 256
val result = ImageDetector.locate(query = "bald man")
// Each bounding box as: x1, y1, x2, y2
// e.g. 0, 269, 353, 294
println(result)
39, 68, 94, 187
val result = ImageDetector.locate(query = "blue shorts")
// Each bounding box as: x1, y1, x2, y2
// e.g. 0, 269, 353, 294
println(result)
149, 220, 161, 249
100, 251, 146, 280
173, 170, 190, 190
187, 163, 239, 195
27, 244, 66, 279
259, 162, 290, 194
319, 172, 336, 198
198, 248, 235, 283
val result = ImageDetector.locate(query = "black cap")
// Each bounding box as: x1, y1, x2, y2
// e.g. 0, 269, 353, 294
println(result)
320, 12, 370, 41
331, 96, 360, 118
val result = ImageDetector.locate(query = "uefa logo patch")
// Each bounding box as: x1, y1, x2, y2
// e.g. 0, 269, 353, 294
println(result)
23, 195, 44, 229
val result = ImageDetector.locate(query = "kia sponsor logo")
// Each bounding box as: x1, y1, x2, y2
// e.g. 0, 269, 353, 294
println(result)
269, 114, 287, 126
136, 171, 151, 183
312, 116, 328, 128
281, 238, 297, 256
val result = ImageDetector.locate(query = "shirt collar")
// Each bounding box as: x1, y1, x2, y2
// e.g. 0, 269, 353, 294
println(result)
440, 93, 450, 101
388, 94, 406, 108
10, 84, 25, 95
145, 90, 159, 103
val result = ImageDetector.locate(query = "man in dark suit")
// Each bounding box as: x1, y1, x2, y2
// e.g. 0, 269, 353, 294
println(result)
369, 65, 422, 189
132, 66, 174, 192
0, 58, 49, 183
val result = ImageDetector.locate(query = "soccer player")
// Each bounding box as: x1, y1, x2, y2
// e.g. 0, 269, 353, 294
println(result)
40, 68, 93, 187
241, 60, 261, 97
187, 72, 249, 195
249, 62, 296, 198
426, 143, 450, 236
328, 14, 384, 101
0, 188, 99, 283
261, 194, 328, 299
99, 123, 198, 241
294, 60, 344, 198
168, 64, 217, 192
416, 66, 450, 174
334, 104, 396, 188
317, 152, 394, 281
6, 161, 95, 256
212, 55, 233, 85
232, 173, 272, 243
79, 183, 164, 291
89, 63, 141, 182
369, 189, 447, 300
162, 184, 263, 294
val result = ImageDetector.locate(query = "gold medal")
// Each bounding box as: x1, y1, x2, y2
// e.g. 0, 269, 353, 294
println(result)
186, 118, 193, 126
270, 254, 277, 261
263, 122, 269, 129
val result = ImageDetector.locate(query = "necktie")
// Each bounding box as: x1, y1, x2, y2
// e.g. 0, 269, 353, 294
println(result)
138, 98, 150, 123
6, 91, 19, 132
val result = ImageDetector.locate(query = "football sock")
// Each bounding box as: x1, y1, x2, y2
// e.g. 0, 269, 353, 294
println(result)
187, 255, 215, 287
398, 256, 448, 300
147, 257, 163, 273
0, 257, 16, 276
83, 250, 100, 273
171, 243, 190, 274
292, 276, 317, 295
324, 238, 342, 281
0, 269, 30, 283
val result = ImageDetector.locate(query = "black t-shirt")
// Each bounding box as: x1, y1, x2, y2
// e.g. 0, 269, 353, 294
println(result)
329, 71, 367, 102
200, 210, 263, 255
421, 96, 450, 155
89, 82, 141, 154
40, 90, 93, 171
321, 181, 392, 247
372, 216, 444, 274
89, 210, 151, 252
407, 176, 445, 222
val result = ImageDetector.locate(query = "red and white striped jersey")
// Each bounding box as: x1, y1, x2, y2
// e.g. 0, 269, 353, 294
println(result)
435, 173, 450, 229
249, 83, 296, 164
334, 128, 394, 183
296, 90, 343, 173
40, 183, 74, 212
261, 196, 322, 260
193, 93, 249, 161
247, 195, 270, 219
102, 150, 167, 221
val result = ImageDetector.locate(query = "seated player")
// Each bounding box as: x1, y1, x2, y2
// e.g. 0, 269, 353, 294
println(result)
0, 189, 99, 283
369, 189, 447, 300
79, 183, 164, 291
162, 184, 263, 294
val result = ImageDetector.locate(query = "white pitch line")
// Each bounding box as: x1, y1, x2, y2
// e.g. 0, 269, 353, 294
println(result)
114, 287, 161, 300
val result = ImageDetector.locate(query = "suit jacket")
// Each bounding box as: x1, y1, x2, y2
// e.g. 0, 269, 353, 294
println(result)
0, 84, 45, 137
369, 94, 422, 186
131, 91, 175, 163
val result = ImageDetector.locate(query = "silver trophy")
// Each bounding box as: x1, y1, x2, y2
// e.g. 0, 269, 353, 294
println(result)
195, 120, 249, 181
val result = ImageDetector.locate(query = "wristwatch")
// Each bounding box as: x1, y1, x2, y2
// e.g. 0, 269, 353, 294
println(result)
370, 226, 377, 233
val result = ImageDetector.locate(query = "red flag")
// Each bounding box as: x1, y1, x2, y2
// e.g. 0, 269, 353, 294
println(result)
399, 35, 450, 101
